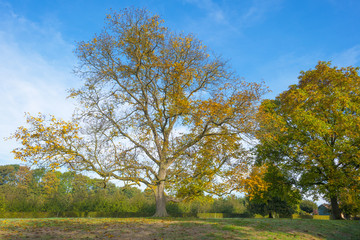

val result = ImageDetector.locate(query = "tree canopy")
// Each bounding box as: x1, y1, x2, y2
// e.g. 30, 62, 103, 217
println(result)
256, 61, 360, 219
11, 8, 266, 217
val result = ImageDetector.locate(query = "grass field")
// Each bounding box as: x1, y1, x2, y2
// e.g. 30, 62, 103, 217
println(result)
0, 217, 359, 239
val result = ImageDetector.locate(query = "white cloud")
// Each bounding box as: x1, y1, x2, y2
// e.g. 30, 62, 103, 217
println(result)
0, 7, 77, 164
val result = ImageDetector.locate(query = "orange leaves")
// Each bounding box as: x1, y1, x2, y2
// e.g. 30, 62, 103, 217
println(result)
194, 98, 230, 127
235, 165, 270, 201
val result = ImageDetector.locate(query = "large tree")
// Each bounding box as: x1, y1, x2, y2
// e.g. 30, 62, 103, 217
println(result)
11, 8, 265, 216
256, 62, 360, 219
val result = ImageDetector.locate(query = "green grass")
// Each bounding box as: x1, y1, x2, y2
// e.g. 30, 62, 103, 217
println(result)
0, 217, 358, 239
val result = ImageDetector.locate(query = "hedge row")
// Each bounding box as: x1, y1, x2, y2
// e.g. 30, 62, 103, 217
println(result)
0, 212, 236, 219
0, 212, 331, 219
291, 214, 330, 220
0, 211, 152, 218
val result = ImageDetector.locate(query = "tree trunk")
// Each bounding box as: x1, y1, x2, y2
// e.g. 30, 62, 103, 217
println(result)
268, 211, 273, 218
153, 181, 168, 217
330, 196, 343, 220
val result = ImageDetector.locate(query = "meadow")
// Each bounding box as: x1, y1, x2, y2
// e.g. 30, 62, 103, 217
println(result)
0, 217, 359, 240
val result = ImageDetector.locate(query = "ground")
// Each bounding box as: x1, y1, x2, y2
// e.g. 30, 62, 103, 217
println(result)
0, 217, 359, 239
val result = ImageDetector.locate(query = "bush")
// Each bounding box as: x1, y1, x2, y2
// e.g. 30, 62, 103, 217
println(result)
313, 215, 330, 220
197, 213, 224, 218
0, 211, 153, 218
300, 214, 314, 219
0, 212, 54, 218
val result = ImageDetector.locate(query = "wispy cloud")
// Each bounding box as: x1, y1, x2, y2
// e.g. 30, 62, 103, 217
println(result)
185, 0, 283, 29
182, 0, 283, 46
184, 0, 227, 24
0, 4, 77, 164
240, 0, 283, 27
331, 45, 360, 67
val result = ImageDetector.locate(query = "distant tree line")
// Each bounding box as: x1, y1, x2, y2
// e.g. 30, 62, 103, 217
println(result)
0, 164, 325, 218
0, 164, 250, 216
0, 164, 153, 215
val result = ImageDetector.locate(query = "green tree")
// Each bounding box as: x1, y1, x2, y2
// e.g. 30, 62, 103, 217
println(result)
10, 8, 266, 216
256, 62, 360, 219
300, 200, 317, 214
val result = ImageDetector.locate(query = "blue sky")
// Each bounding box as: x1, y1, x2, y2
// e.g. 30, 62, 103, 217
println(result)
1, 0, 360, 165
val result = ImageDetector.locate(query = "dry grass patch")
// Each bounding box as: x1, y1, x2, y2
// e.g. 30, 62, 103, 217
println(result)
0, 217, 359, 239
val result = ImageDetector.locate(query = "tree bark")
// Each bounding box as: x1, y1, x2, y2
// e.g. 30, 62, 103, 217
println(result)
153, 180, 168, 217
330, 195, 343, 220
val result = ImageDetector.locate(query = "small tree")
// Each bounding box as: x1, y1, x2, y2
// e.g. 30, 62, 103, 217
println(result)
10, 8, 266, 217
300, 200, 318, 214
246, 163, 300, 218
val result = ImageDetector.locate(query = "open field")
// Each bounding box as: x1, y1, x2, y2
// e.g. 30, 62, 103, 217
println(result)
0, 217, 359, 240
